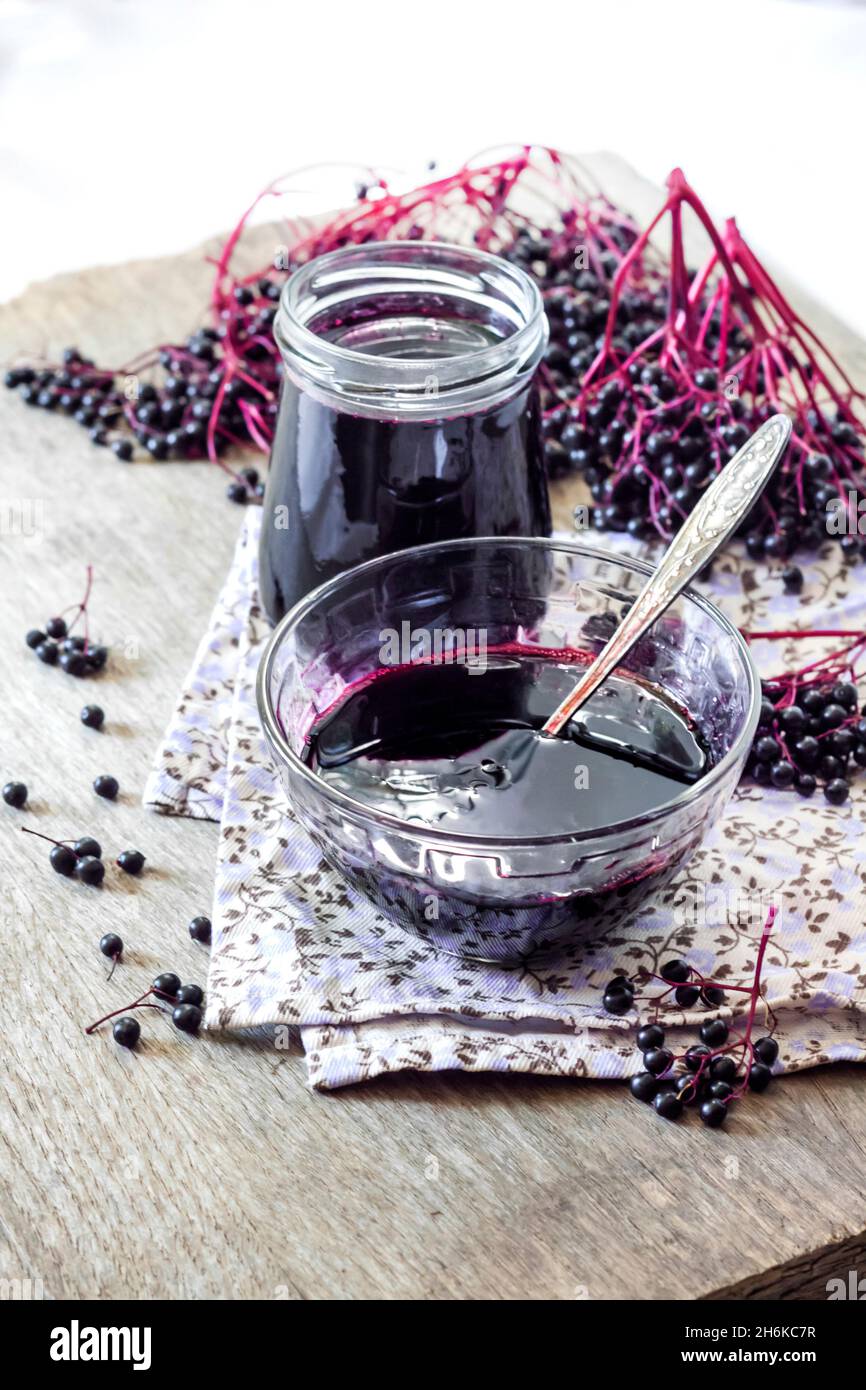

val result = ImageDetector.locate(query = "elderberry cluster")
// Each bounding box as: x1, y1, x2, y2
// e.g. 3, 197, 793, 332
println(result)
5, 326, 279, 504
747, 678, 864, 804
503, 223, 866, 565
89, 972, 206, 1050
22, 828, 143, 887
25, 615, 107, 677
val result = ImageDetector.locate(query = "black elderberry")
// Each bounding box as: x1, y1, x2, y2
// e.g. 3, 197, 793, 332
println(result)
707, 1079, 733, 1101
93, 774, 119, 800
80, 704, 105, 729
86, 645, 108, 672
701, 986, 726, 1007
793, 735, 819, 767
153, 972, 181, 997
753, 1036, 779, 1066
629, 1072, 658, 1103
779, 706, 806, 737
73, 836, 101, 859
36, 639, 59, 665
675, 984, 700, 1007
652, 1090, 683, 1120
99, 932, 122, 959
188, 915, 212, 944
117, 849, 145, 875
2, 781, 27, 808
45, 616, 67, 639
176, 983, 204, 1007
60, 649, 87, 677
25, 628, 45, 649
755, 735, 781, 763
603, 988, 633, 1015
636, 1023, 665, 1051
820, 702, 847, 731
770, 759, 795, 789
825, 778, 849, 805
796, 772, 817, 796
832, 681, 858, 710
226, 480, 248, 504
781, 564, 803, 593
831, 728, 856, 758
659, 958, 691, 984
758, 696, 776, 728
172, 1002, 202, 1034
700, 1098, 727, 1128
748, 1062, 773, 1093
643, 1047, 673, 1076
50, 844, 77, 876
700, 1017, 729, 1048
802, 688, 827, 716
684, 1044, 710, 1072
75, 855, 105, 886
675, 1074, 700, 1105
113, 1016, 140, 1048
819, 754, 843, 781
709, 1055, 738, 1084
112, 438, 133, 461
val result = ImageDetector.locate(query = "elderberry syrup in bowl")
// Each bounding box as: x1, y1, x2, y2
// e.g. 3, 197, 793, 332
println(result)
257, 538, 761, 963
259, 241, 550, 623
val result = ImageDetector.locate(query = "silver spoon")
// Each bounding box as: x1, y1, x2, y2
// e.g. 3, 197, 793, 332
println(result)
542, 413, 792, 737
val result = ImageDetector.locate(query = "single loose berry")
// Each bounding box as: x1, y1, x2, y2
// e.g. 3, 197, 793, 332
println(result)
75, 855, 105, 886
652, 1090, 683, 1120
113, 1016, 140, 1048
700, 1017, 729, 1048
629, 1072, 658, 1103
659, 958, 690, 983
99, 932, 122, 959
175, 983, 204, 1007
50, 844, 77, 876
753, 1036, 779, 1066
80, 705, 105, 729
2, 781, 27, 808
117, 849, 145, 875
700, 1098, 727, 1128
188, 915, 212, 944
93, 774, 119, 800
153, 971, 181, 997
172, 1002, 202, 1033
636, 1023, 665, 1051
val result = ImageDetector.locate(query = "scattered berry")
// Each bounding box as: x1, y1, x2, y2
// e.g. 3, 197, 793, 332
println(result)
80, 705, 105, 729
2, 781, 28, 808
93, 774, 119, 800
100, 932, 123, 959
117, 849, 145, 875
188, 915, 212, 944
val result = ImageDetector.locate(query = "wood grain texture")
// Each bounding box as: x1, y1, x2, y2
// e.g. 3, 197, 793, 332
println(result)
1, 154, 865, 1302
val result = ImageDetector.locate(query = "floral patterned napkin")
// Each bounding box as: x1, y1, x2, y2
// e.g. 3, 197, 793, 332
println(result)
145, 509, 866, 1089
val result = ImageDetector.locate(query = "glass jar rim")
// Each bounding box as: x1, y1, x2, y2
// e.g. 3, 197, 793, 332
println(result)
257, 536, 761, 849
273, 239, 548, 418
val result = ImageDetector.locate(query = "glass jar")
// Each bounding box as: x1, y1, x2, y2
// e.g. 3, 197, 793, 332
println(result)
259, 240, 550, 623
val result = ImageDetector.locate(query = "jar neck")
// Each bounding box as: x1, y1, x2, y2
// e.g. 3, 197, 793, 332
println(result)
273, 240, 548, 420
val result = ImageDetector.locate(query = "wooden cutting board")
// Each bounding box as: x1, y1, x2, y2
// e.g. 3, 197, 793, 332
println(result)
1, 153, 864, 1301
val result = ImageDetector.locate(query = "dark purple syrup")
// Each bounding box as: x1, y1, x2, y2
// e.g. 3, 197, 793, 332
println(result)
302, 650, 712, 958
259, 307, 550, 623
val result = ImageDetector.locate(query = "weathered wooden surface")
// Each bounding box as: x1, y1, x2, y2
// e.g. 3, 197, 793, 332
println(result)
1, 154, 865, 1302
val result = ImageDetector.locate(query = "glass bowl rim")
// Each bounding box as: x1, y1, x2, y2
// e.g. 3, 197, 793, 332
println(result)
256, 536, 762, 848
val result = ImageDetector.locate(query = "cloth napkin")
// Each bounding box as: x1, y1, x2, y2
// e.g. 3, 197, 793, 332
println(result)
145, 508, 866, 1089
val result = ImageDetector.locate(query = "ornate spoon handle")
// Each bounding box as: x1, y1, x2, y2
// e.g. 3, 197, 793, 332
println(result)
542, 413, 792, 737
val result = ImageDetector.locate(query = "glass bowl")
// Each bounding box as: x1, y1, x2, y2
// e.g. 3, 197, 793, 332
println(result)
257, 538, 760, 963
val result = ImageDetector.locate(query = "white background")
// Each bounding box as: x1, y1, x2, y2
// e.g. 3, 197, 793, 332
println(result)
1, 0, 865, 334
